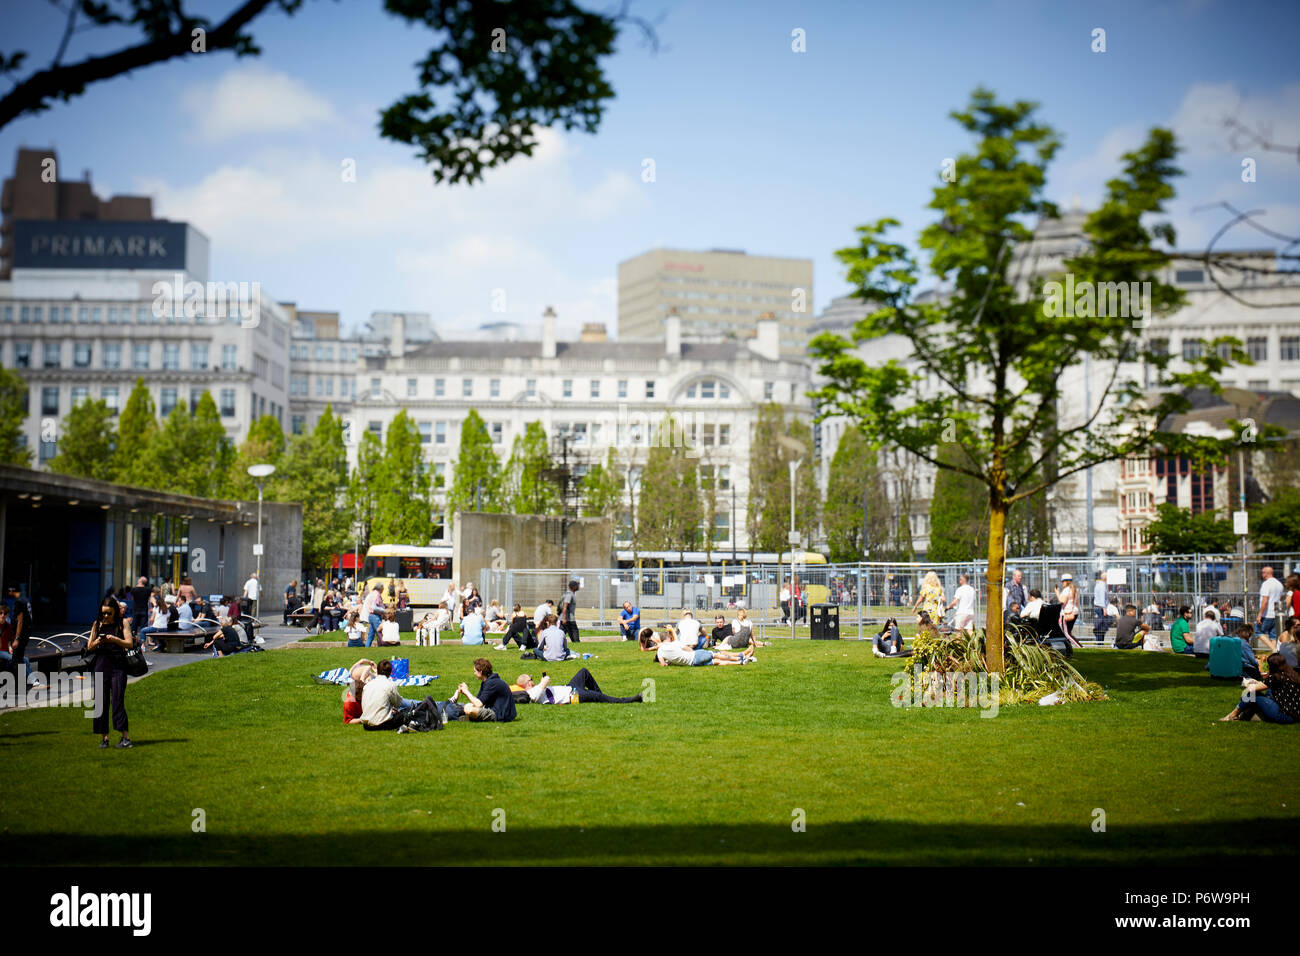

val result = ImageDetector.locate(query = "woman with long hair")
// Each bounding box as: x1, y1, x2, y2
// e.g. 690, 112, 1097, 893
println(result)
912, 572, 946, 628
1220, 654, 1300, 723
88, 597, 135, 748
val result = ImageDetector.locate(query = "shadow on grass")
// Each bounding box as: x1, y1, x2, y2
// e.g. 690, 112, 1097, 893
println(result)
5, 817, 1298, 867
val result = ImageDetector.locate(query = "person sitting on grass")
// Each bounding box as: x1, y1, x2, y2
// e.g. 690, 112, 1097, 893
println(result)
359, 659, 419, 731
440, 659, 516, 722
873, 617, 910, 658
377, 608, 402, 647
712, 614, 759, 653
1113, 605, 1148, 649
460, 605, 485, 646
1231, 624, 1264, 681
513, 668, 643, 705
537, 613, 577, 661
640, 626, 752, 666
484, 600, 508, 634
1193, 608, 1223, 657
1219, 654, 1300, 724
731, 608, 769, 647
1170, 605, 1194, 654
343, 659, 376, 724
344, 609, 367, 648
1278, 621, 1300, 669
494, 604, 535, 651
676, 610, 704, 650
619, 601, 641, 641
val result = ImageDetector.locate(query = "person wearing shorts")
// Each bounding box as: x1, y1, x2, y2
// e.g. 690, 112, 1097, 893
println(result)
947, 573, 977, 633
644, 628, 751, 666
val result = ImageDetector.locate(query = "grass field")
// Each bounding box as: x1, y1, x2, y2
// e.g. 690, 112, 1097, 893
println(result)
2, 640, 1297, 866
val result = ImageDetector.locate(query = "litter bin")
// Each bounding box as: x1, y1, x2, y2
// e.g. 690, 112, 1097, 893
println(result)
810, 603, 839, 640
395, 608, 414, 632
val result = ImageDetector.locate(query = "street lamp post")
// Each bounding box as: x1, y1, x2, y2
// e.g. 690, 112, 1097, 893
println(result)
789, 458, 801, 640
247, 463, 276, 617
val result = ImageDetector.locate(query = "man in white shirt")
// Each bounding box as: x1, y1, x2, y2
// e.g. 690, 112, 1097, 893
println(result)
1257, 566, 1285, 643
515, 669, 643, 705
534, 599, 554, 630
779, 585, 791, 623
359, 659, 419, 731
1193, 610, 1223, 656
947, 574, 977, 633
242, 572, 260, 617
675, 611, 704, 649
652, 631, 749, 667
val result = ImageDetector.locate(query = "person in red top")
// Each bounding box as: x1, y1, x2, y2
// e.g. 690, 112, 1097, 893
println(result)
1285, 573, 1300, 630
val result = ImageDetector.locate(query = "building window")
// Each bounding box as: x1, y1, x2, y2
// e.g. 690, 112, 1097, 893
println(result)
590, 380, 600, 399
220, 389, 236, 417
368, 420, 382, 436
418, 421, 432, 444
39, 439, 57, 463
563, 379, 573, 398
160, 388, 177, 416
19, 305, 30, 324
1, 306, 11, 322
74, 342, 92, 368
719, 424, 730, 445
490, 378, 500, 398
370, 378, 381, 399
103, 343, 121, 369
618, 379, 627, 399
1175, 269, 1204, 285
43, 342, 61, 368
1181, 340, 1203, 361
221, 345, 237, 370
315, 378, 324, 397
645, 380, 655, 399
1247, 337, 1268, 362
463, 378, 472, 398
102, 387, 119, 415
435, 422, 446, 444
14, 342, 31, 367
92, 307, 102, 323
686, 383, 696, 399
491, 422, 502, 445
433, 462, 446, 490
133, 344, 150, 369
71, 386, 89, 407
32, 306, 43, 323
701, 380, 716, 400
1282, 337, 1300, 362
190, 388, 204, 413
191, 344, 209, 370
407, 378, 417, 398
764, 381, 774, 401
525, 379, 536, 398
790, 382, 797, 402
435, 378, 445, 398
291, 415, 305, 435
325, 378, 333, 397
163, 343, 180, 370
702, 423, 715, 445
41, 387, 59, 416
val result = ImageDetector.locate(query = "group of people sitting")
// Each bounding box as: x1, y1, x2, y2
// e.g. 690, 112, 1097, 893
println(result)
342, 655, 643, 732
636, 610, 761, 666
123, 576, 263, 654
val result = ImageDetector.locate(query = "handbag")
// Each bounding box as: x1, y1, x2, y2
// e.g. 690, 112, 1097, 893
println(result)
123, 639, 150, 678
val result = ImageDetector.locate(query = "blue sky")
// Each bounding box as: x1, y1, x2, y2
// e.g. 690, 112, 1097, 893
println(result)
1, 0, 1296, 337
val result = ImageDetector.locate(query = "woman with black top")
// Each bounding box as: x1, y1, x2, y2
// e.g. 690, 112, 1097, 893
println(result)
88, 597, 135, 748
1220, 654, 1300, 724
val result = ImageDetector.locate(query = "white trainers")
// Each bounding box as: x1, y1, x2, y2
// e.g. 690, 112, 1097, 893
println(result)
253, 636, 265, 645
493, 643, 507, 651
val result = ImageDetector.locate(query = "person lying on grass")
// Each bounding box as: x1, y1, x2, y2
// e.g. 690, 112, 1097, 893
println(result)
638, 626, 752, 667
513, 668, 643, 705
358, 659, 422, 731
1219, 654, 1300, 724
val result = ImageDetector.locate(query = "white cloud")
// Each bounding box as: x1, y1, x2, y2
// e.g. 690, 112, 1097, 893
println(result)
180, 65, 338, 142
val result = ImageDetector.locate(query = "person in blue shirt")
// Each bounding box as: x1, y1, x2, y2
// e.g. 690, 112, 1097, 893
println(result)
619, 601, 641, 641
460, 607, 485, 645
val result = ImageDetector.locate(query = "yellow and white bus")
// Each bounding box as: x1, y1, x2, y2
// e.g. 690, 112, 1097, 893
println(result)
358, 544, 454, 608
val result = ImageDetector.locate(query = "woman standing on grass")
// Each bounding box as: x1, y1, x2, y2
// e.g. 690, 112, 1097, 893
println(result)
88, 597, 135, 749
913, 572, 946, 627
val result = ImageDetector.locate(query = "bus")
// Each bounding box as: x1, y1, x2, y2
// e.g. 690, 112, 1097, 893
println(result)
614, 549, 829, 602
358, 544, 454, 608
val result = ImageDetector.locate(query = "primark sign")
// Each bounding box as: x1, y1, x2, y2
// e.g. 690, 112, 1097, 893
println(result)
13, 220, 206, 276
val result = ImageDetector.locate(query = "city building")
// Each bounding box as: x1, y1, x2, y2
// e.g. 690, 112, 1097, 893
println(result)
350, 308, 813, 549
618, 247, 814, 358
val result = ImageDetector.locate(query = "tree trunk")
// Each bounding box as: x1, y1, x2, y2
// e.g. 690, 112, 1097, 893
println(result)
985, 493, 1008, 674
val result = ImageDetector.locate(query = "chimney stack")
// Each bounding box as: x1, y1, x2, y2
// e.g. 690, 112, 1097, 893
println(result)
391, 312, 406, 358
541, 306, 557, 358
664, 307, 681, 357
749, 312, 780, 361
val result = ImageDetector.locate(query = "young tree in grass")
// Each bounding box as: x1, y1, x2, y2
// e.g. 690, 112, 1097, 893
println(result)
823, 426, 891, 562
47, 397, 115, 480
447, 409, 502, 524
0, 368, 30, 467
637, 417, 703, 559
372, 411, 433, 544
746, 404, 819, 555
280, 406, 350, 567
112, 378, 158, 486
504, 421, 560, 515
579, 446, 623, 518
347, 428, 384, 551
811, 88, 1243, 672
1142, 502, 1234, 554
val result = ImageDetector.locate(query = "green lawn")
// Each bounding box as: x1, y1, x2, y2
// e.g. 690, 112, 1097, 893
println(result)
2, 641, 1296, 866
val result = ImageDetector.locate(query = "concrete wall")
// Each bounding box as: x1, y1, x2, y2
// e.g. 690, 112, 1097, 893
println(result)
453, 512, 613, 586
